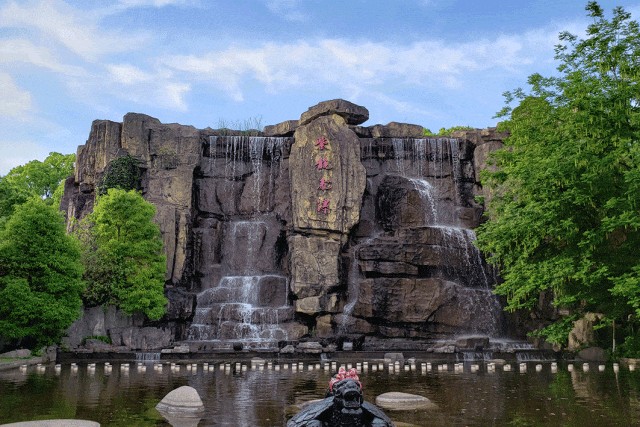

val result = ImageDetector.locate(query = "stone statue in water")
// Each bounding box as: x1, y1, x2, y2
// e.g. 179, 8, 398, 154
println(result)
287, 368, 394, 427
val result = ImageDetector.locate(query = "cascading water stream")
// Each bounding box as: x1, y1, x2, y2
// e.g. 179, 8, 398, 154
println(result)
339, 235, 380, 334
208, 136, 284, 213
189, 136, 290, 348
389, 137, 503, 337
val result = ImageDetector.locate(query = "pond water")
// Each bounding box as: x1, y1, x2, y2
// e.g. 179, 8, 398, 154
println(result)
1, 360, 639, 426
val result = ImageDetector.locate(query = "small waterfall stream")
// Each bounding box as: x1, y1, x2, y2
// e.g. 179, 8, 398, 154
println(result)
188, 274, 291, 344
339, 235, 379, 334
391, 137, 503, 336
208, 135, 285, 212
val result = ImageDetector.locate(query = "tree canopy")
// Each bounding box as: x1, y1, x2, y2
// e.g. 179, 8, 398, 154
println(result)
0, 152, 75, 223
476, 2, 640, 348
0, 198, 85, 348
79, 188, 167, 320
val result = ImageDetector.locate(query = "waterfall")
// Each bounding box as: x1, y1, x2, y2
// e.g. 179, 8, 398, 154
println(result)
229, 221, 265, 275
340, 235, 379, 333
135, 352, 160, 362
187, 219, 292, 348
408, 178, 438, 225
208, 136, 285, 213
188, 274, 291, 345
388, 136, 503, 337
436, 227, 492, 289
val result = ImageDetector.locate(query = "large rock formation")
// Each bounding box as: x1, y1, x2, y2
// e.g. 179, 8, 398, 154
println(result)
288, 103, 367, 316
62, 99, 507, 350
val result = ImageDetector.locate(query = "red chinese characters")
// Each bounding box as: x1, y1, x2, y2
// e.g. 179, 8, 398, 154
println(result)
315, 136, 329, 150
318, 177, 332, 191
316, 157, 331, 170
317, 198, 330, 214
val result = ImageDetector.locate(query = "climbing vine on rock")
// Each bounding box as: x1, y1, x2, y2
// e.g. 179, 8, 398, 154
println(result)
98, 155, 141, 195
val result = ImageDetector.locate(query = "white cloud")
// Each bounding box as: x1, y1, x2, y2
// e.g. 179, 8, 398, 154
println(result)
117, 0, 193, 7
0, 73, 32, 119
264, 0, 306, 22
368, 92, 438, 119
161, 29, 562, 103
0, 0, 149, 62
0, 38, 86, 76
108, 64, 154, 85
105, 63, 191, 110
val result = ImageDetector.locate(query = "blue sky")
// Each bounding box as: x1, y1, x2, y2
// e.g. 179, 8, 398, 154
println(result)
1, 0, 640, 175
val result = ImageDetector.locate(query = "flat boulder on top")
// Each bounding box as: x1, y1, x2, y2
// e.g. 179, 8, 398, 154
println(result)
155, 386, 204, 415
369, 122, 425, 138
376, 392, 437, 411
299, 99, 369, 126
264, 119, 299, 136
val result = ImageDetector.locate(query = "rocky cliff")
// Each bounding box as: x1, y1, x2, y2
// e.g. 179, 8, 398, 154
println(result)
61, 99, 508, 351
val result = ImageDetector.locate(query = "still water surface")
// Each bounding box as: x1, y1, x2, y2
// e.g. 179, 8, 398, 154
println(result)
1, 360, 640, 426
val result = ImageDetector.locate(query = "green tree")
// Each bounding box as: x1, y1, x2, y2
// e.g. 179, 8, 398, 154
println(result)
424, 125, 475, 136
476, 2, 640, 346
80, 189, 167, 320
0, 152, 75, 222
0, 198, 85, 348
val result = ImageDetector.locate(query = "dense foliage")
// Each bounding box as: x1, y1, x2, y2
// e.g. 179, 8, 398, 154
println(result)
423, 125, 475, 137
0, 199, 85, 348
97, 155, 141, 195
79, 189, 167, 320
476, 2, 640, 348
0, 152, 75, 223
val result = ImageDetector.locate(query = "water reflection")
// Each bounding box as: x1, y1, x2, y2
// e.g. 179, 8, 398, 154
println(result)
1, 361, 639, 426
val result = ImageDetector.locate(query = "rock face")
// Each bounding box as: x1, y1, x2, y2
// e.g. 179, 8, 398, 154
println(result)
299, 99, 369, 126
288, 112, 366, 315
568, 312, 604, 351
62, 99, 507, 350
64, 305, 172, 350
290, 114, 366, 234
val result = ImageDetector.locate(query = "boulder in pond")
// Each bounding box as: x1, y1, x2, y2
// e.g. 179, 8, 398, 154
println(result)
156, 386, 204, 415
375, 392, 437, 411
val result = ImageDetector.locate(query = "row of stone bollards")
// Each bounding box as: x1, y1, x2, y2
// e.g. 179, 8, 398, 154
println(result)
16, 360, 637, 375
421, 361, 632, 374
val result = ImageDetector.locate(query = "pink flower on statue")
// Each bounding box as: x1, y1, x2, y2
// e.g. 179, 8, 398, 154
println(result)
329, 367, 362, 392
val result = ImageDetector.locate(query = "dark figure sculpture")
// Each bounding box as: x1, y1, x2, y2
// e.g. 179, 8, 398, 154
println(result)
287, 368, 395, 427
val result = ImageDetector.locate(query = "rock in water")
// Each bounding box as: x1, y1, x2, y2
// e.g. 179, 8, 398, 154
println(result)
375, 392, 437, 411
156, 386, 205, 415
